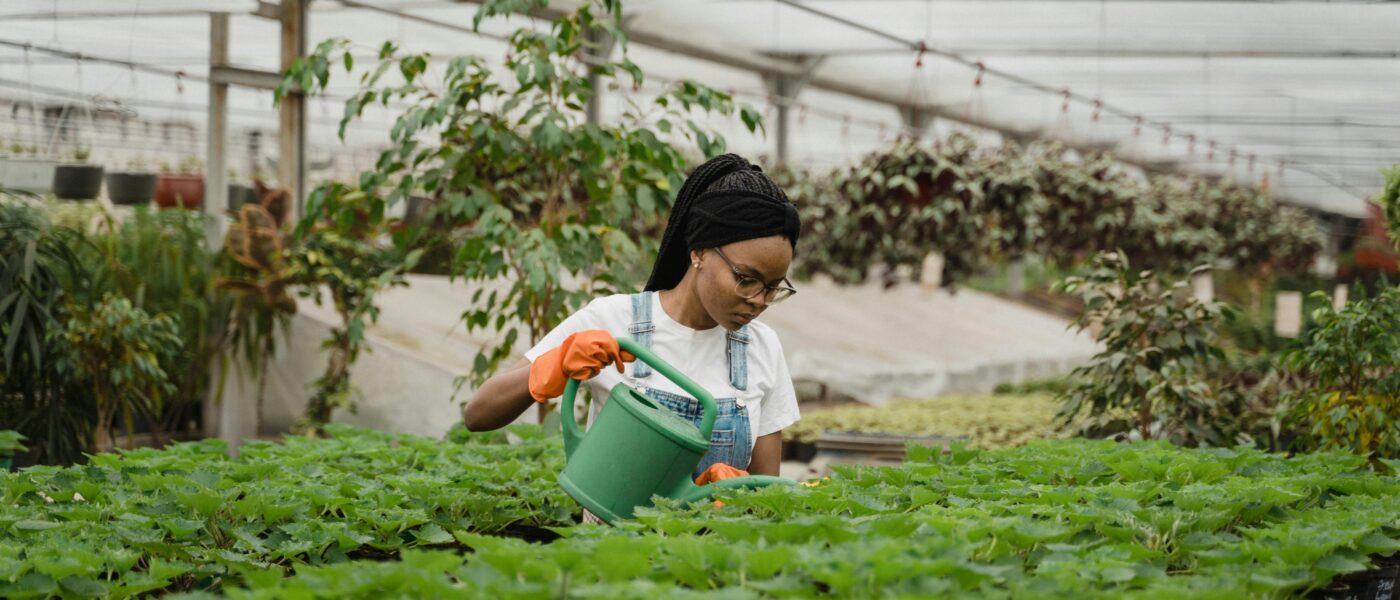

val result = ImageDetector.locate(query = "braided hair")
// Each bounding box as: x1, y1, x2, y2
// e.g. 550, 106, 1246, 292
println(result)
644, 154, 801, 291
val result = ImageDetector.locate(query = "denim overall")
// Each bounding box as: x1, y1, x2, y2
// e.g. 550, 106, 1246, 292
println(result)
628, 291, 752, 478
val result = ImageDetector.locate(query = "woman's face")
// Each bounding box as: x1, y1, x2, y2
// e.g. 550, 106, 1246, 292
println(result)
691, 235, 794, 331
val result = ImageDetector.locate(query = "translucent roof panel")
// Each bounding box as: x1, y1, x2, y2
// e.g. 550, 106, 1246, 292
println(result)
0, 0, 1394, 216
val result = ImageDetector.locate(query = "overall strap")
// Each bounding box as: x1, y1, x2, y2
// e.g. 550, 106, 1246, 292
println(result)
628, 291, 655, 379
727, 326, 751, 391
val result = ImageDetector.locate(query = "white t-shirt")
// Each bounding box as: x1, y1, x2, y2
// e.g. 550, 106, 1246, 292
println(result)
523, 292, 800, 448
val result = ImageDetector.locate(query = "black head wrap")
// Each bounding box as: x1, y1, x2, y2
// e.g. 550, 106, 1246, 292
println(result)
644, 154, 801, 291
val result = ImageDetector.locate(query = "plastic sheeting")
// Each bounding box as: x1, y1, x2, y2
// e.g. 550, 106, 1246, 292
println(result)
207, 274, 1095, 448
0, 1, 1392, 216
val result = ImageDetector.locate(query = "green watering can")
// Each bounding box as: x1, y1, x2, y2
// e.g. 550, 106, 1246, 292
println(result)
558, 337, 791, 524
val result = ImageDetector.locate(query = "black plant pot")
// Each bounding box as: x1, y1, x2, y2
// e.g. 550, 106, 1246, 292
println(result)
405, 195, 436, 225
52, 164, 105, 200
106, 171, 158, 206
228, 183, 257, 212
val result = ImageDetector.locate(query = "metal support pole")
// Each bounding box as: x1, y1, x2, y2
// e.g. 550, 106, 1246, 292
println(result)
584, 29, 617, 125
769, 77, 794, 164
280, 0, 307, 218
761, 55, 824, 166
206, 13, 230, 249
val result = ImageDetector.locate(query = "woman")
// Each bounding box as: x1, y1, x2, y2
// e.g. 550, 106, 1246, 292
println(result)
463, 153, 801, 479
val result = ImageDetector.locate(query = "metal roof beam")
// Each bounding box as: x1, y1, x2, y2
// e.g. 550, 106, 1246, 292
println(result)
816, 47, 1400, 60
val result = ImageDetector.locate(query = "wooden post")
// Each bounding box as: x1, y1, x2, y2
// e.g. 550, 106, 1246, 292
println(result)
1275, 291, 1303, 338
920, 252, 945, 290
279, 0, 306, 218
205, 13, 229, 249
1006, 259, 1026, 299
1191, 270, 1214, 303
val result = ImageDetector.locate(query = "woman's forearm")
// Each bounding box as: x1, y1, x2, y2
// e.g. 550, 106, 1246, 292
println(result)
748, 432, 782, 476
462, 358, 536, 431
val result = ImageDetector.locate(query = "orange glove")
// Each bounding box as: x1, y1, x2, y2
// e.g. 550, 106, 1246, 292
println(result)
527, 330, 635, 403
694, 463, 749, 485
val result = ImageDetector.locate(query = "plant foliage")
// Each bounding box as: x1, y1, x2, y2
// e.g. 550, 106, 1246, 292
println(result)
1287, 286, 1400, 465
279, 0, 761, 396
1056, 252, 1236, 446
6, 430, 1397, 598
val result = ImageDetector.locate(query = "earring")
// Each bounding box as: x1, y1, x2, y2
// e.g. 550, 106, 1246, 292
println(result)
693, 262, 701, 269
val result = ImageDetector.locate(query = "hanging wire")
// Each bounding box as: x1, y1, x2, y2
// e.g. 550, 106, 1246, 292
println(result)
78, 57, 95, 154
23, 44, 41, 153
967, 62, 988, 128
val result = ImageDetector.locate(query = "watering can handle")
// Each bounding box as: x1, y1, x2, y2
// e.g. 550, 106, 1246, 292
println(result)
560, 336, 718, 457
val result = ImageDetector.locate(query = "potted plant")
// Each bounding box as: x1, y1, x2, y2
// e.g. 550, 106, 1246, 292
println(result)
226, 167, 256, 212
106, 157, 159, 206
0, 430, 26, 472
155, 156, 204, 210
52, 146, 105, 200
6, 143, 58, 195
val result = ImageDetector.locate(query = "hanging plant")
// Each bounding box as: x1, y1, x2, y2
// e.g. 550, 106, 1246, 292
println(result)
1265, 205, 1324, 274
776, 165, 875, 285
980, 142, 1047, 261
1034, 146, 1139, 266
1122, 177, 1224, 276
836, 133, 988, 286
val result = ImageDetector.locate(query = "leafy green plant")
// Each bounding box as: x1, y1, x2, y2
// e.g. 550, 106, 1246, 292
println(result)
279, 0, 761, 398
839, 133, 988, 286
176, 156, 203, 175
0, 201, 97, 465
1287, 286, 1400, 464
980, 142, 1047, 261
0, 430, 26, 457
993, 376, 1073, 396
1056, 251, 1236, 446
91, 207, 220, 442
1120, 177, 1225, 277
18, 434, 1388, 599
1374, 164, 1400, 248
283, 208, 418, 431
783, 393, 1062, 449
216, 202, 298, 435
1206, 353, 1312, 452
1036, 147, 1138, 266
51, 293, 183, 452
0, 424, 575, 596
2, 200, 222, 463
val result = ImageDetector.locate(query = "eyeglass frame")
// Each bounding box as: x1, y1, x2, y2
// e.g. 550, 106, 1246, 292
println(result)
708, 247, 797, 303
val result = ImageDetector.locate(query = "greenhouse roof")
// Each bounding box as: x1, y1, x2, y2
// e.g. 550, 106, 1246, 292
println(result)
0, 0, 1395, 217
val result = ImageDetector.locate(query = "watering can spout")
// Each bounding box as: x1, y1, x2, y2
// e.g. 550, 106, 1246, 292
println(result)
676, 474, 792, 505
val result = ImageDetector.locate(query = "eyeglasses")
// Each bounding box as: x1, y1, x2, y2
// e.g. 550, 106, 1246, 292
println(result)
710, 247, 797, 304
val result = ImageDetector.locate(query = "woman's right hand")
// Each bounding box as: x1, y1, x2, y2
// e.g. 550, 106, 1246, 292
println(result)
527, 330, 636, 402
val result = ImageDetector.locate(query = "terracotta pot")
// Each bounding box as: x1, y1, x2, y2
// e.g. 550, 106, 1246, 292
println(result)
154, 173, 205, 210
